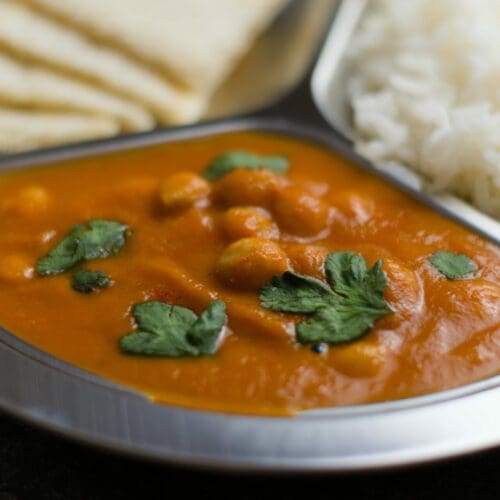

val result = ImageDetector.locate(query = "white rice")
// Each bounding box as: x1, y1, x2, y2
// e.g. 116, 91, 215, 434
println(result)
347, 0, 500, 219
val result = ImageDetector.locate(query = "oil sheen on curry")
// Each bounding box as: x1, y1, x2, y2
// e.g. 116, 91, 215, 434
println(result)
0, 132, 499, 416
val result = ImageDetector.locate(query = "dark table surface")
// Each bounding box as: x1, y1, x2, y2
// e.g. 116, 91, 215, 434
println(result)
0, 411, 499, 499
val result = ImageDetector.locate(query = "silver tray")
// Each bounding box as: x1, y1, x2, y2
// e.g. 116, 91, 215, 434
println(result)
0, 0, 499, 472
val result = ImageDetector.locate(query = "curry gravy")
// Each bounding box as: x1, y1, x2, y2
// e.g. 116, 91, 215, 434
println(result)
0, 132, 498, 415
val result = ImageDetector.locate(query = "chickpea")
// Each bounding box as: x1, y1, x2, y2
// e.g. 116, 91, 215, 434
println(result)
158, 172, 210, 212
9, 186, 51, 217
223, 207, 279, 241
0, 254, 34, 284
216, 237, 289, 290
286, 244, 330, 279
273, 186, 331, 236
213, 168, 285, 208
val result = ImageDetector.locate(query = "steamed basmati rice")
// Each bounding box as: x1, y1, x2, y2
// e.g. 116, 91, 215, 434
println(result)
347, 0, 500, 219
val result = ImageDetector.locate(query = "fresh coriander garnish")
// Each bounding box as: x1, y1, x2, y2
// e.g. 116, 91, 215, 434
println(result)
260, 272, 335, 313
429, 251, 477, 280
203, 151, 289, 180
72, 270, 112, 294
119, 300, 227, 357
36, 219, 128, 276
260, 252, 392, 345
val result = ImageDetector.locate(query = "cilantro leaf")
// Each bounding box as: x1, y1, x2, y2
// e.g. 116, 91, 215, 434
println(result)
119, 300, 227, 357
325, 253, 389, 312
121, 302, 198, 357
260, 252, 392, 346
72, 270, 112, 293
36, 219, 128, 275
132, 301, 198, 337
429, 251, 477, 280
36, 235, 84, 277
69, 220, 128, 260
296, 303, 391, 345
325, 251, 368, 291
203, 151, 289, 180
260, 272, 335, 313
187, 301, 227, 355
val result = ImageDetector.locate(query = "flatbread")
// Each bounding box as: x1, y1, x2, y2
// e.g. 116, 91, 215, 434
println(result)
0, 108, 119, 153
22, 0, 288, 102
0, 54, 153, 132
206, 0, 336, 119
0, 1, 204, 124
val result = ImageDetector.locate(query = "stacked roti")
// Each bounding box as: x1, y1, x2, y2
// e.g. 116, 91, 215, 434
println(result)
0, 0, 287, 152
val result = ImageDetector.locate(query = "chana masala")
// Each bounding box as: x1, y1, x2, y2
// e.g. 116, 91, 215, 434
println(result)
0, 132, 499, 416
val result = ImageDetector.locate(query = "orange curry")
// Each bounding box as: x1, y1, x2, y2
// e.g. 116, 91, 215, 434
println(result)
0, 131, 498, 415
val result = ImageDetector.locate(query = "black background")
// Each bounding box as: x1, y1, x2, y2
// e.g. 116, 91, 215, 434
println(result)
0, 411, 499, 499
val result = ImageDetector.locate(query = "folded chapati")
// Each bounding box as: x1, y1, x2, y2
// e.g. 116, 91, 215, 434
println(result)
0, 0, 287, 152
0, 53, 153, 132
0, 109, 119, 153
21, 0, 288, 105
0, 0, 203, 124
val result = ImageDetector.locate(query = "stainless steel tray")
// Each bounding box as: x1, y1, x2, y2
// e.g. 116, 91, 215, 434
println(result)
0, 0, 499, 472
